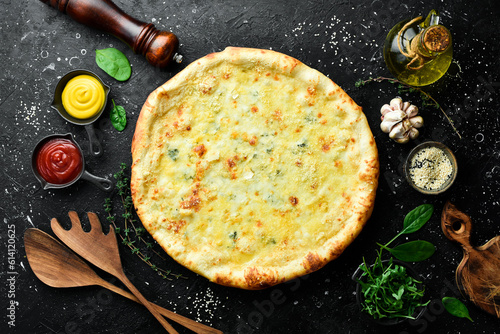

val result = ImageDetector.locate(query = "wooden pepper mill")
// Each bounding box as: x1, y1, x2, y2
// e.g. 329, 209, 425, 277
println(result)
40, 0, 180, 69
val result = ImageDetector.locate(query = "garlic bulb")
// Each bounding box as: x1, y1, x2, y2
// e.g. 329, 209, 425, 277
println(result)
380, 97, 423, 143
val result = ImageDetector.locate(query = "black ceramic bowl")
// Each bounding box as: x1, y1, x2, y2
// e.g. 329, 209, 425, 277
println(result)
32, 133, 113, 191
352, 259, 427, 326
51, 70, 110, 157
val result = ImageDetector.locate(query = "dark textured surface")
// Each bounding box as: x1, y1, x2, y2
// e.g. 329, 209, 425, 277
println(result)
1, 0, 500, 333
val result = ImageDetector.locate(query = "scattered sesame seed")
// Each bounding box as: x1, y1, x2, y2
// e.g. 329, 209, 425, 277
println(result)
409, 147, 453, 190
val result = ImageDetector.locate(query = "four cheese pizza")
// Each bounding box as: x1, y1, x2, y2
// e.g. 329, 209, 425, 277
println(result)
131, 47, 379, 289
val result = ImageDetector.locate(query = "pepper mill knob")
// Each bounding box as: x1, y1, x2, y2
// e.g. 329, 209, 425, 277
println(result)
40, 0, 180, 69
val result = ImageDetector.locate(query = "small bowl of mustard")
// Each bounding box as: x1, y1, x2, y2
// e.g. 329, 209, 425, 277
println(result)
404, 141, 458, 195
51, 69, 110, 157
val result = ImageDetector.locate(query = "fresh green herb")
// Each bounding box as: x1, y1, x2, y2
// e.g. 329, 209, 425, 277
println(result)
357, 252, 429, 320
375, 204, 436, 262
379, 240, 436, 262
380, 204, 436, 262
355, 76, 460, 139
442, 297, 473, 322
356, 204, 435, 320
402, 204, 435, 234
104, 163, 186, 280
95, 48, 132, 81
229, 231, 237, 240
110, 99, 127, 131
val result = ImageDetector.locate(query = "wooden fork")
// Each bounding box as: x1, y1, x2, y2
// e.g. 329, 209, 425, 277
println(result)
51, 211, 178, 333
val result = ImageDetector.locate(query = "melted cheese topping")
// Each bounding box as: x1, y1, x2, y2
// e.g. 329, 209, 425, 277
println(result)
132, 48, 378, 289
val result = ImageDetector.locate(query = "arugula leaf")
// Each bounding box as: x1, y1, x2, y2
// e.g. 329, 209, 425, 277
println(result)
357, 255, 428, 320
379, 240, 436, 262
442, 297, 473, 322
110, 99, 126, 131
356, 204, 436, 321
95, 48, 131, 81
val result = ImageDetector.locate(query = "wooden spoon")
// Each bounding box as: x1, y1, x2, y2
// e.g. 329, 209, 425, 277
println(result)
441, 201, 500, 317
24, 228, 223, 334
51, 211, 178, 333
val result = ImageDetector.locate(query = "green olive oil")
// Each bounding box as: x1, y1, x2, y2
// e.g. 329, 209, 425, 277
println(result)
383, 11, 452, 86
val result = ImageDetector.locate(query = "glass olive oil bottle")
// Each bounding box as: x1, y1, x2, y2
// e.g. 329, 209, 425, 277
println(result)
383, 10, 452, 86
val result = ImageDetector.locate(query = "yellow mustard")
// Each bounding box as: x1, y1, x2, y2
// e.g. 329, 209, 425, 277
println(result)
62, 75, 105, 119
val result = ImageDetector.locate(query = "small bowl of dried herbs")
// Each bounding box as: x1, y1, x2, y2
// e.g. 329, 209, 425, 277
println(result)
353, 257, 428, 325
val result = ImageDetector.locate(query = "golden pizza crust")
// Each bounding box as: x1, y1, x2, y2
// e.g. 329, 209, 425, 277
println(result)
131, 47, 379, 289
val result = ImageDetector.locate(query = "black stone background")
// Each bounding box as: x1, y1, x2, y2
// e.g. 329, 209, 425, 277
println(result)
1, 0, 500, 333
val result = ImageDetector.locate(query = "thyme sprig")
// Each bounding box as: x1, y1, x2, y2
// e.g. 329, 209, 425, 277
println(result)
355, 76, 461, 139
104, 163, 186, 280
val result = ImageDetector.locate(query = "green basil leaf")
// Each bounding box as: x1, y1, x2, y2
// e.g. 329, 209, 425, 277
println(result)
95, 48, 131, 81
402, 204, 434, 234
110, 99, 126, 131
380, 240, 436, 262
384, 204, 435, 248
442, 297, 473, 322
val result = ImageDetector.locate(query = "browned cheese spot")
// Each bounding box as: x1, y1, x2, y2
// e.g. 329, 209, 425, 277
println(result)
193, 144, 207, 157
289, 196, 299, 206
320, 136, 335, 152
273, 109, 283, 122
227, 157, 237, 169
180, 194, 201, 212
166, 219, 186, 233
249, 136, 258, 146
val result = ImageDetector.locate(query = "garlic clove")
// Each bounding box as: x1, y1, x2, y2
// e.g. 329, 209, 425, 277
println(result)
401, 118, 412, 131
390, 97, 403, 111
409, 115, 424, 128
380, 104, 393, 117
382, 110, 406, 123
395, 136, 410, 144
409, 127, 420, 140
380, 119, 401, 133
402, 101, 411, 111
389, 122, 405, 140
406, 105, 419, 118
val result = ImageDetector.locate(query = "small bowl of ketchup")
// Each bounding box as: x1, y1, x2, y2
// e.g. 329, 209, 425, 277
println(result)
32, 133, 113, 191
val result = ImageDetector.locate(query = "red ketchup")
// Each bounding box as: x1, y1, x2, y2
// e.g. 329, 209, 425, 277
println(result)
36, 138, 83, 185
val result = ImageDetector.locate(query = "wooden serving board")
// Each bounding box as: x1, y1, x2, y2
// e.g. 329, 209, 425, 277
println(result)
441, 201, 500, 317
